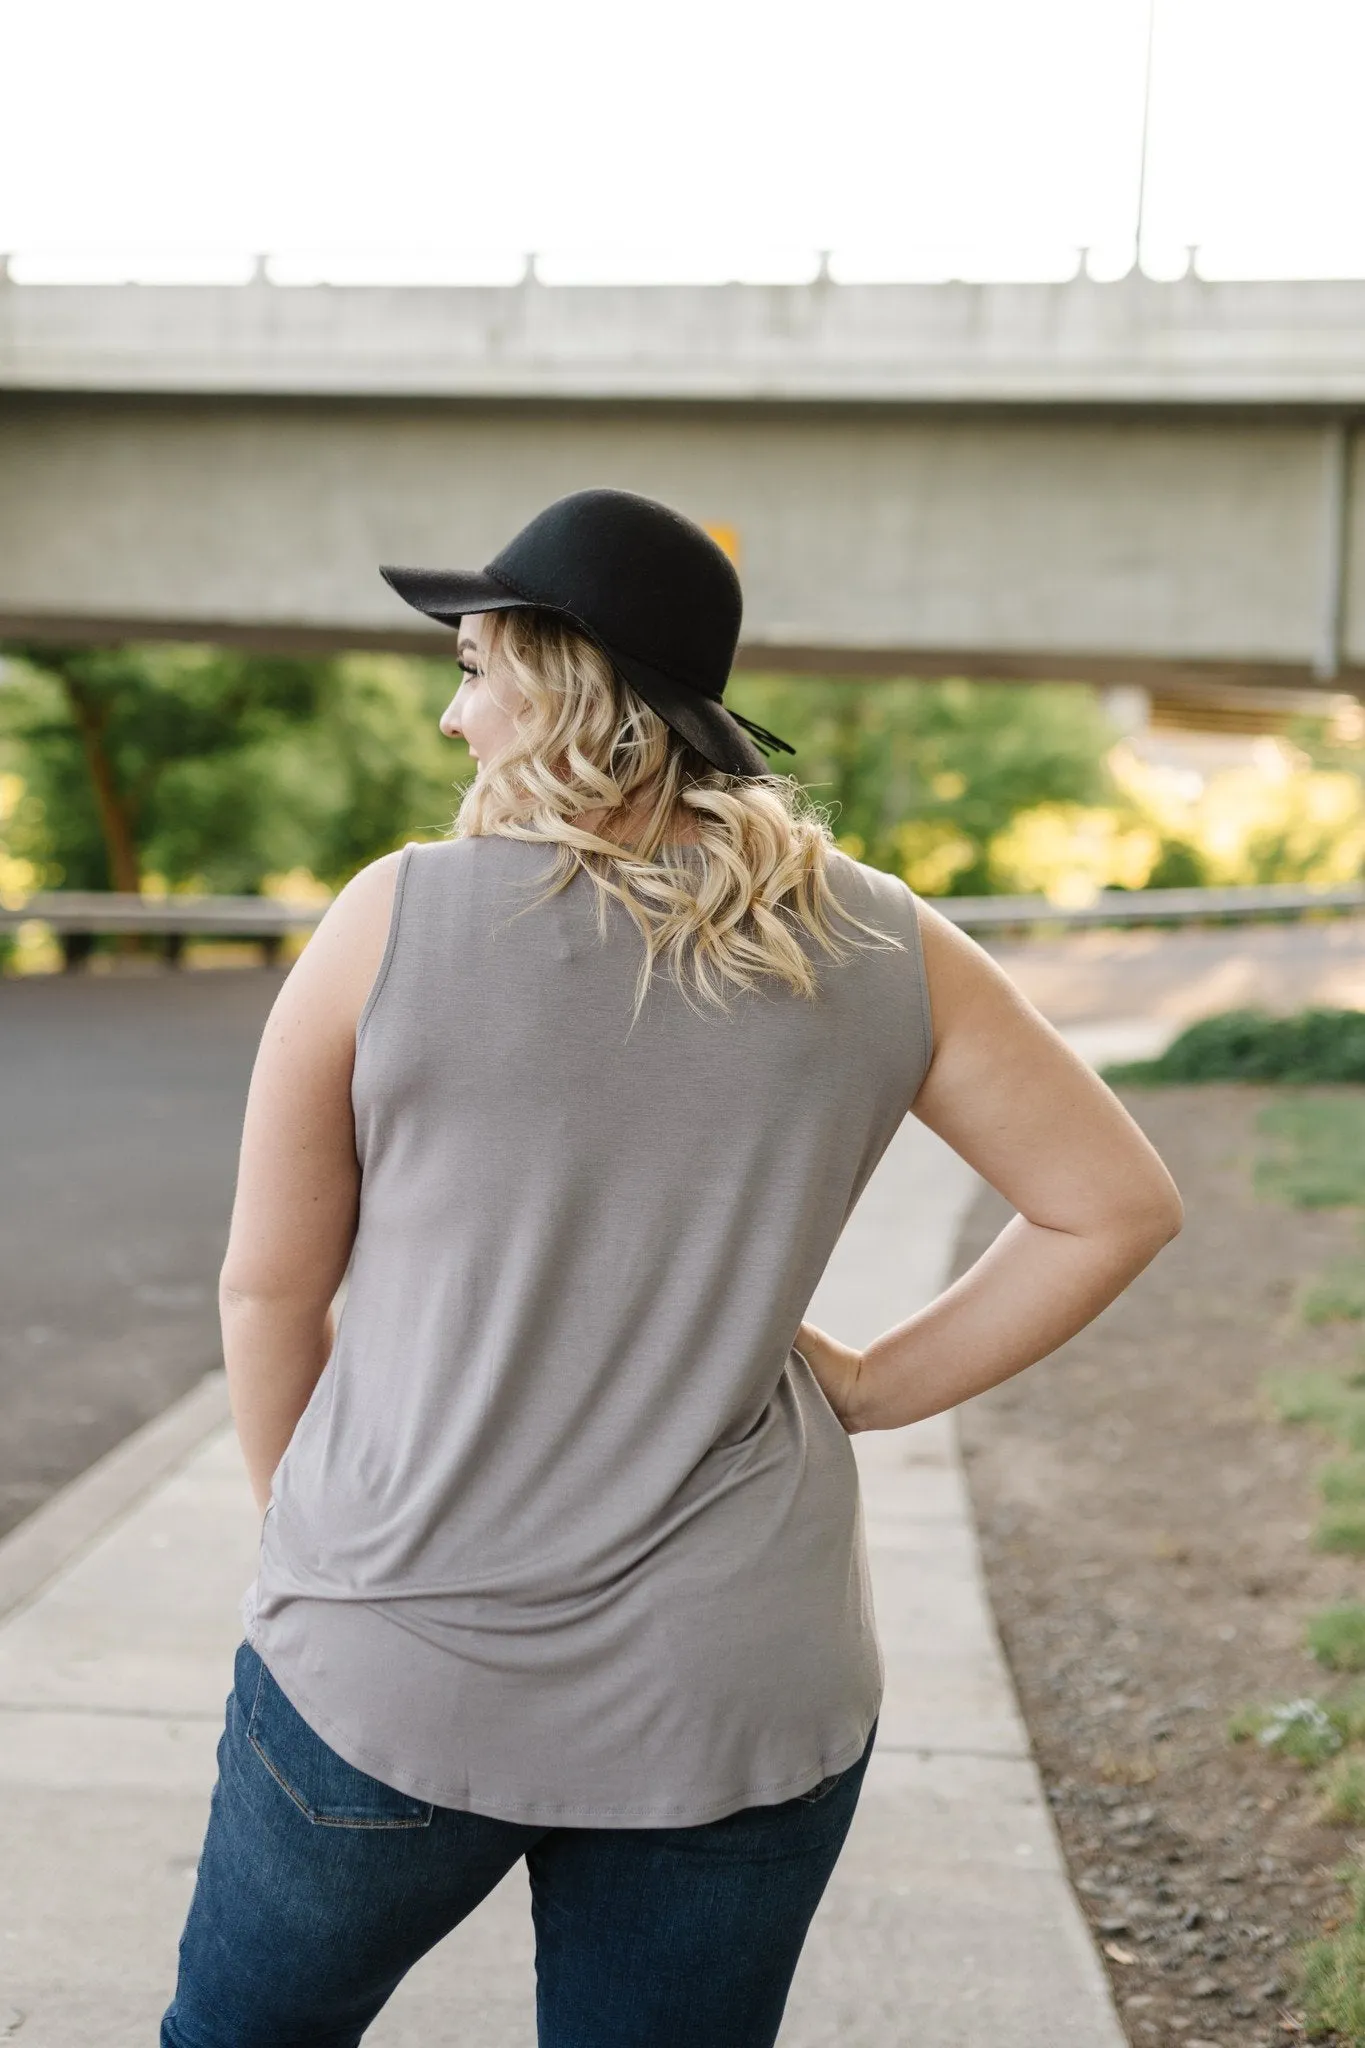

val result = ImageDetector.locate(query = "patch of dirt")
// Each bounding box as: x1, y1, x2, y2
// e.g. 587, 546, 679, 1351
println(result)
956, 1086, 1365, 2048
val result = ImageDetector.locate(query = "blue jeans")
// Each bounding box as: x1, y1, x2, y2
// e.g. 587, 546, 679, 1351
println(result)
161, 1641, 875, 2048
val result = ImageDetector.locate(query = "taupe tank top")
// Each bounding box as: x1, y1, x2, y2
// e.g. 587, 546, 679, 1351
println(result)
242, 834, 932, 1826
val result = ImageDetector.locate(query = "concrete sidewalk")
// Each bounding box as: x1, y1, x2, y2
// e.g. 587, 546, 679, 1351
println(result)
0, 1102, 1136, 2047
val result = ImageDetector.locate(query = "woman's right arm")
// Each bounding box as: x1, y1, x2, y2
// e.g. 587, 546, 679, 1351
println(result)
797, 900, 1183, 1434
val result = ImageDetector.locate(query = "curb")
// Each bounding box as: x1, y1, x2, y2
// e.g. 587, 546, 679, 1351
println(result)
0, 1370, 232, 1624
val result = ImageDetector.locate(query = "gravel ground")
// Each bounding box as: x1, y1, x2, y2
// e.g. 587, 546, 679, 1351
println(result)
956, 1085, 1365, 2047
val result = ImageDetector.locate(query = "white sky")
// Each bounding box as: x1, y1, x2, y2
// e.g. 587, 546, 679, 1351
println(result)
3, 0, 1364, 284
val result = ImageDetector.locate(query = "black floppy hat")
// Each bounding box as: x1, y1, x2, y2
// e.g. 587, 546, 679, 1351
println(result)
380, 488, 795, 779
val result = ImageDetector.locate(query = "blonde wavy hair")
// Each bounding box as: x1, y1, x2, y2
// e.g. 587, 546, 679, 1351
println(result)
452, 608, 904, 1020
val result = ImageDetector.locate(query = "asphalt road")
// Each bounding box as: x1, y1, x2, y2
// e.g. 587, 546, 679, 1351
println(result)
988, 908, 1365, 1026
0, 968, 283, 1540
5, 911, 1365, 1542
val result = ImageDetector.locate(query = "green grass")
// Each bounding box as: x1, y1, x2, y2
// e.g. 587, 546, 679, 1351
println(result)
1318, 1757, 1365, 1827
1299, 1864, 1365, 2043
1229, 1698, 1344, 1764
1255, 1097, 1365, 1209
1266, 1372, 1365, 1449
1104, 1007, 1365, 1086
1326, 1686, 1365, 1744
1309, 1607, 1365, 1673
1321, 1458, 1365, 1504
1315, 1505, 1365, 1553
1303, 1259, 1365, 1323
1231, 1686, 1365, 1753
1315, 1459, 1365, 1549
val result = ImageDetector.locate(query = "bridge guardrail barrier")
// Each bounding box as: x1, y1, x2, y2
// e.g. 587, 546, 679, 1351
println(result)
5, 879, 1365, 950
927, 880, 1365, 932
0, 891, 324, 937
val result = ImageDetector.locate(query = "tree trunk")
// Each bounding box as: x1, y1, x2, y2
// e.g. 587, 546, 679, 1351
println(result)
61, 680, 142, 894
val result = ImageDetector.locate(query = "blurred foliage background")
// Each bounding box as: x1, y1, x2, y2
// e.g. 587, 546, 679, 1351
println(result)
736, 671, 1365, 902
0, 643, 472, 899
4, 642, 1365, 973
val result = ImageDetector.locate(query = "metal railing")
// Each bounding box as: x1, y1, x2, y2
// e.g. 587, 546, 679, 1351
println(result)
4, 879, 1365, 952
927, 879, 1365, 933
0, 891, 323, 937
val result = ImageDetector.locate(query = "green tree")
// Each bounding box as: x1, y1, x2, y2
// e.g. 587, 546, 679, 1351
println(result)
0, 644, 473, 896
202, 654, 473, 890
1, 642, 1119, 908
730, 672, 1116, 891
0, 643, 325, 892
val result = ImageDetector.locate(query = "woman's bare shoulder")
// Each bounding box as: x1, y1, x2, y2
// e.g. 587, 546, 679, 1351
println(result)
910, 896, 1182, 1235
271, 849, 409, 1048
912, 894, 1072, 1065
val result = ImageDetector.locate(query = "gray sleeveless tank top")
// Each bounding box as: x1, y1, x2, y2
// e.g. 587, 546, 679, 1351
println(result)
242, 834, 932, 1826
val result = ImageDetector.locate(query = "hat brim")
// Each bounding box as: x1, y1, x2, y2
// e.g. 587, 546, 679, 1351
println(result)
380, 563, 771, 779
607, 647, 769, 778
379, 564, 524, 627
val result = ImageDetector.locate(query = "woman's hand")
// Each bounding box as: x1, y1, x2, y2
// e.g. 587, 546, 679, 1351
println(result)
795, 1319, 867, 1434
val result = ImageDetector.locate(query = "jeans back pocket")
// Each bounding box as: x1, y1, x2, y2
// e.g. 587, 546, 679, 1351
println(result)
243, 1645, 435, 1829
796, 1768, 846, 1805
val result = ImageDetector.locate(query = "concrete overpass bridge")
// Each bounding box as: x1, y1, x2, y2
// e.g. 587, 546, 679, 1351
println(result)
3, 271, 1365, 714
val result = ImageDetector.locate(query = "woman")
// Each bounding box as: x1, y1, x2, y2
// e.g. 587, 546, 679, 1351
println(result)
161, 488, 1181, 2048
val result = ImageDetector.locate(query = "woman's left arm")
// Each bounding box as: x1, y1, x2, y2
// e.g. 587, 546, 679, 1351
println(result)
797, 899, 1183, 1434
219, 853, 402, 1512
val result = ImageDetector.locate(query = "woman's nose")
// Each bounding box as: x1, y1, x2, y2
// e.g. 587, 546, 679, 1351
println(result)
439, 697, 463, 738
